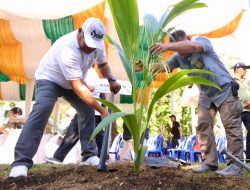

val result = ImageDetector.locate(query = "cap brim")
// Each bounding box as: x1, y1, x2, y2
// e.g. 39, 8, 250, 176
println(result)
232, 66, 250, 70
85, 35, 104, 50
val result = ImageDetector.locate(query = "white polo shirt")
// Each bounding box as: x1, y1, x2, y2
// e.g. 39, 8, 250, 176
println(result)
35, 30, 106, 89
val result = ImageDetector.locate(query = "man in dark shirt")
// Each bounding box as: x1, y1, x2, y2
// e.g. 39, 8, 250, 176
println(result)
170, 115, 181, 148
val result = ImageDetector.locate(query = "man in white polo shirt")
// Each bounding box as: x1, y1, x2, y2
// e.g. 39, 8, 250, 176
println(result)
9, 17, 121, 177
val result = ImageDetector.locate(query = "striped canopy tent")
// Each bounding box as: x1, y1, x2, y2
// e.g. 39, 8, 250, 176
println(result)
0, 0, 107, 119
0, 0, 248, 118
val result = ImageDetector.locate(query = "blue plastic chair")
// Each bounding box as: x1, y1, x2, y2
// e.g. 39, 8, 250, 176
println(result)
162, 140, 172, 156
185, 135, 227, 163
109, 134, 123, 161
146, 135, 164, 157
178, 135, 198, 162
216, 136, 226, 163
167, 136, 190, 160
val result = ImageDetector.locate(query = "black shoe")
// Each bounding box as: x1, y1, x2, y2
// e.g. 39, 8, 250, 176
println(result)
192, 164, 218, 173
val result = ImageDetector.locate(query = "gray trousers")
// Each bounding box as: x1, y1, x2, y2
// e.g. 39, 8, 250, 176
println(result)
12, 80, 97, 169
197, 93, 244, 167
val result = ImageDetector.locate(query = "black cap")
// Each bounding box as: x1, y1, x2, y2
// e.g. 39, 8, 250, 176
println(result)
233, 62, 250, 70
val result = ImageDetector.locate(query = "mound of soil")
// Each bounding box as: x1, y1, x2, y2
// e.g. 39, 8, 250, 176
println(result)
0, 162, 249, 190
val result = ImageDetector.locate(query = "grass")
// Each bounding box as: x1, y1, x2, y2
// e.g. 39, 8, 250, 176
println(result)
0, 164, 65, 178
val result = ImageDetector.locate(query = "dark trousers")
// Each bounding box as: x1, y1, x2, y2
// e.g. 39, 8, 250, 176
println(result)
12, 80, 97, 169
53, 114, 104, 162
172, 137, 179, 148
242, 111, 250, 159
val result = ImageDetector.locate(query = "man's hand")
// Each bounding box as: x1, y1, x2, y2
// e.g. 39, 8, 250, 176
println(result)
135, 60, 143, 72
150, 43, 168, 55
97, 63, 121, 94
109, 81, 121, 94
100, 108, 109, 120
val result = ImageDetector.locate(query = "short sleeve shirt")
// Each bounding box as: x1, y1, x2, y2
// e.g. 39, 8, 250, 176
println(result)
35, 30, 106, 89
166, 36, 233, 109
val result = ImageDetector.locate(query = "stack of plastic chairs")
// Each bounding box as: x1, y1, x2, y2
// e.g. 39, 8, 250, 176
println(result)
178, 135, 198, 162
163, 140, 172, 156
146, 135, 164, 157
181, 136, 202, 163
167, 136, 187, 160
216, 136, 226, 163
109, 134, 123, 162
181, 135, 227, 163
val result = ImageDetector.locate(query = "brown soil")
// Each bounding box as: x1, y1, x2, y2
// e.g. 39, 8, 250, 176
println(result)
0, 162, 249, 190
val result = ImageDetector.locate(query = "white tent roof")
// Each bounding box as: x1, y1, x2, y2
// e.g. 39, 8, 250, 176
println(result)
0, 0, 104, 19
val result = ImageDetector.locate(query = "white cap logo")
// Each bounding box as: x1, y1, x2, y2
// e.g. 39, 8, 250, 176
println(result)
91, 30, 104, 40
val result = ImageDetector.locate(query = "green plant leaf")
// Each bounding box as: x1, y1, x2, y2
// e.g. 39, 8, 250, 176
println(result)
106, 35, 133, 83
144, 14, 159, 45
96, 98, 122, 113
107, 0, 139, 62
135, 144, 148, 172
158, 27, 176, 42
148, 0, 207, 42
96, 98, 141, 153
167, 76, 221, 92
89, 112, 133, 142
147, 69, 220, 124
164, 0, 207, 27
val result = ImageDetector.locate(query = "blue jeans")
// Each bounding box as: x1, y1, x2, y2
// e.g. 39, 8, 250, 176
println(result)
12, 80, 97, 169
242, 111, 250, 159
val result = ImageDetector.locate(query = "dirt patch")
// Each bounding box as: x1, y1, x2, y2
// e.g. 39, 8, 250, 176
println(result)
0, 162, 249, 190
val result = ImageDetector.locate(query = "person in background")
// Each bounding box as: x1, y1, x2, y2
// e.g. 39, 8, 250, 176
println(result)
9, 17, 121, 178
149, 30, 244, 176
45, 101, 104, 165
45, 66, 106, 164
233, 62, 250, 163
169, 115, 181, 148
0, 107, 23, 136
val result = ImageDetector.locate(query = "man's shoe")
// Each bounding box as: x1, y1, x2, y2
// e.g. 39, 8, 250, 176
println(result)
192, 163, 218, 173
45, 156, 62, 164
215, 163, 243, 176
9, 166, 28, 177
80, 156, 100, 166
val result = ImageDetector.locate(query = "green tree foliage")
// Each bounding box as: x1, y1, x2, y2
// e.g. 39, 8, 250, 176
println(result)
149, 93, 171, 140
180, 106, 192, 136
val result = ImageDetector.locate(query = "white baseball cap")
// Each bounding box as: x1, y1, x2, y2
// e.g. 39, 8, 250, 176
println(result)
82, 17, 106, 50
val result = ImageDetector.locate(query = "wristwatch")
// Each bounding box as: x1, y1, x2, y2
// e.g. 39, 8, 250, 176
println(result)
108, 76, 117, 82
